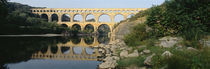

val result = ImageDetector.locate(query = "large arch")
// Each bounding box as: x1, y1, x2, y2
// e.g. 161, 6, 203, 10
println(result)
61, 24, 68, 27
97, 24, 111, 34
61, 47, 70, 54
85, 14, 95, 22
98, 14, 111, 22
127, 14, 135, 18
73, 14, 83, 22
73, 47, 82, 54
51, 14, 58, 22
61, 14, 70, 22
41, 14, 48, 21
84, 24, 94, 33
85, 47, 94, 55
98, 35, 110, 44
71, 35, 81, 44
51, 46, 58, 54
40, 46, 48, 54
114, 14, 124, 23
84, 36, 94, 45
72, 24, 81, 31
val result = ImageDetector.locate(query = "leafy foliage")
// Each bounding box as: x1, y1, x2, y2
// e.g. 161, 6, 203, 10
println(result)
0, 2, 69, 34
146, 0, 210, 40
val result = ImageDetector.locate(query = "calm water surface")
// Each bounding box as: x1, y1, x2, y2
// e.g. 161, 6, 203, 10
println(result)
0, 35, 110, 69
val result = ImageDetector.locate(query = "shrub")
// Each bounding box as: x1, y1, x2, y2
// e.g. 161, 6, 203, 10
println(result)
124, 24, 149, 46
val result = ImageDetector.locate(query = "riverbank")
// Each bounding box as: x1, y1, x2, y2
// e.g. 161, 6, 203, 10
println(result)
97, 37, 210, 69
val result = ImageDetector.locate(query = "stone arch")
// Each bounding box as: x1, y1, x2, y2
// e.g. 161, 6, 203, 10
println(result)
51, 14, 58, 22
85, 47, 94, 55
71, 36, 81, 44
61, 14, 70, 22
84, 36, 94, 45
41, 14, 48, 21
85, 14, 95, 22
51, 46, 58, 54
73, 47, 82, 54
98, 24, 111, 34
98, 35, 110, 44
84, 24, 94, 33
127, 14, 135, 18
61, 47, 70, 54
40, 46, 48, 54
61, 24, 68, 27
98, 14, 111, 22
72, 24, 81, 31
114, 14, 124, 23
73, 14, 83, 22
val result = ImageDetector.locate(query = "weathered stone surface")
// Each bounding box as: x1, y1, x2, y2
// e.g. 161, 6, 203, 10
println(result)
128, 50, 139, 57
103, 56, 113, 61
113, 56, 120, 60
98, 44, 105, 47
187, 47, 198, 51
98, 48, 105, 53
143, 49, 151, 54
144, 53, 156, 66
99, 60, 117, 69
120, 50, 128, 57
112, 17, 146, 40
159, 36, 183, 48
161, 51, 173, 58
140, 52, 144, 55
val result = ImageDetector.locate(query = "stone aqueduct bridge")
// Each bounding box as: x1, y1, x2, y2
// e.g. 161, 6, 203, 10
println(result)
31, 8, 147, 33
32, 36, 104, 61
32, 45, 102, 61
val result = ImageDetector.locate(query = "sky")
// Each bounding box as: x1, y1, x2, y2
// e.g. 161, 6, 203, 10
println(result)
9, 0, 165, 8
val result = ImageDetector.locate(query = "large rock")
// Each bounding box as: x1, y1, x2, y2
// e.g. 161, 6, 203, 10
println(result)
159, 36, 183, 48
187, 47, 198, 51
128, 50, 139, 57
120, 50, 128, 57
143, 49, 151, 54
112, 17, 146, 39
98, 44, 105, 47
161, 51, 173, 58
99, 60, 117, 68
100, 56, 119, 68
144, 53, 156, 66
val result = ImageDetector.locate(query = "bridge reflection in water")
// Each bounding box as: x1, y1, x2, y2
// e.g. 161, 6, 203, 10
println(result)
31, 36, 110, 61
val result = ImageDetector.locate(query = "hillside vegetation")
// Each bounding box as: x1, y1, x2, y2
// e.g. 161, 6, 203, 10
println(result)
0, 2, 69, 35
114, 0, 210, 69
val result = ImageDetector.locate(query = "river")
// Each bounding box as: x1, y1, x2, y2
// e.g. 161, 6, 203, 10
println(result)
0, 35, 110, 69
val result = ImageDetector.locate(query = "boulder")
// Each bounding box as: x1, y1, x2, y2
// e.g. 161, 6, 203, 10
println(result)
159, 36, 183, 48
103, 56, 113, 61
128, 50, 139, 57
143, 49, 151, 54
98, 48, 105, 53
113, 56, 120, 60
161, 51, 173, 58
98, 44, 105, 47
144, 53, 156, 66
120, 50, 128, 57
187, 47, 198, 51
99, 60, 117, 69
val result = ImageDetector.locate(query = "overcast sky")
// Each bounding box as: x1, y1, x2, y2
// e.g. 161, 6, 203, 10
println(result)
9, 0, 165, 8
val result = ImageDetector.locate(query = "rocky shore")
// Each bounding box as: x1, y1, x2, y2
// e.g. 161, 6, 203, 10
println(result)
96, 36, 210, 69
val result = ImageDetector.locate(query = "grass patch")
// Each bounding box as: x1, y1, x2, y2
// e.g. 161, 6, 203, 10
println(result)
117, 57, 145, 68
